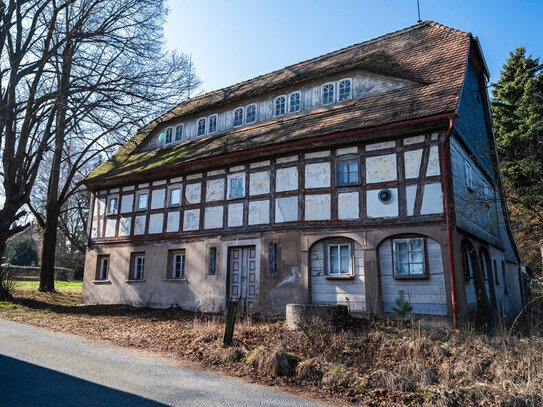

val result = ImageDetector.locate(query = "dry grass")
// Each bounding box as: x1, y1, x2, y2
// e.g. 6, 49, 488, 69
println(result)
1, 286, 543, 406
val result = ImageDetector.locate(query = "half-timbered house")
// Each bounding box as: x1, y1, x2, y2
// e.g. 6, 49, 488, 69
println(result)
81, 21, 525, 322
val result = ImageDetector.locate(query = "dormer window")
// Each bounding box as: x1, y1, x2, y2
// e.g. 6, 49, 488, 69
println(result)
338, 79, 352, 101
274, 96, 286, 116
322, 83, 335, 105
175, 124, 183, 142
197, 118, 206, 136
208, 114, 218, 134
289, 92, 301, 113
246, 104, 257, 124
165, 127, 173, 144
233, 107, 244, 127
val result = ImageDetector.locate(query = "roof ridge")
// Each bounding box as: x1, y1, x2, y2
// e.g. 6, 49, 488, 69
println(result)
426, 20, 472, 37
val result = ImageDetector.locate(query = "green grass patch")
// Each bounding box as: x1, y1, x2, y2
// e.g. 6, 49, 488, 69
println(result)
12, 280, 83, 294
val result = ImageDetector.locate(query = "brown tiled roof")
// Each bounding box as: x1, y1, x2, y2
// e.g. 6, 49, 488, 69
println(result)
84, 21, 472, 186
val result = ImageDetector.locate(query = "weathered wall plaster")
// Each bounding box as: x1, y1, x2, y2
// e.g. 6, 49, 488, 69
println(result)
148, 213, 164, 234
275, 196, 298, 223
151, 188, 165, 209
120, 194, 133, 213
185, 183, 201, 204
227, 203, 244, 227
166, 212, 180, 233
338, 192, 359, 220
305, 162, 331, 189
366, 154, 397, 183
134, 215, 146, 235
367, 188, 398, 217
249, 171, 270, 195
206, 178, 225, 202
421, 183, 444, 214
248, 200, 270, 225
276, 167, 298, 192
404, 149, 423, 179
204, 205, 224, 229
305, 194, 331, 220
183, 209, 200, 231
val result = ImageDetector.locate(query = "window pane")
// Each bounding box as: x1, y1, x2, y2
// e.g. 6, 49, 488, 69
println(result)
234, 108, 243, 126
170, 189, 180, 205
209, 116, 217, 133
275, 97, 285, 116
322, 84, 334, 104
197, 118, 206, 135
175, 125, 183, 141
109, 198, 117, 212
137, 193, 147, 209
246, 105, 256, 123
340, 245, 349, 274
396, 263, 409, 275
165, 128, 173, 143
348, 161, 358, 183
410, 250, 423, 263
289, 93, 300, 112
410, 263, 424, 275
338, 80, 352, 101
329, 246, 339, 274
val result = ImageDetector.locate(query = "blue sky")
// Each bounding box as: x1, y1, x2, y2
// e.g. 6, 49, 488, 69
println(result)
165, 0, 543, 94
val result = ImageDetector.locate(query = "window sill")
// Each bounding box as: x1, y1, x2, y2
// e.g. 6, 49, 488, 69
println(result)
93, 280, 111, 285
126, 279, 145, 284
163, 278, 187, 282
325, 275, 355, 280
393, 275, 429, 281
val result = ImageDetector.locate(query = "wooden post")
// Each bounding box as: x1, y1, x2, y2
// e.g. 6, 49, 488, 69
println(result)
223, 300, 238, 346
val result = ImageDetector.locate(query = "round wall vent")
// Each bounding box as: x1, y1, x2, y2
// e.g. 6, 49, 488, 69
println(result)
378, 189, 392, 204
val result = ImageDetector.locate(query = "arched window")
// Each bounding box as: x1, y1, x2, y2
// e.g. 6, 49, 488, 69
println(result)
338, 79, 352, 101
208, 114, 218, 134
197, 118, 206, 136
274, 96, 286, 116
322, 83, 335, 105
233, 107, 244, 127
246, 104, 257, 123
461, 241, 474, 281
289, 92, 301, 113
165, 127, 173, 144
175, 124, 183, 142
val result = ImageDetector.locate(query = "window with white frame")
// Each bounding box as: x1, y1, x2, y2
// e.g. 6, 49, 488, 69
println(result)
208, 114, 218, 134
328, 243, 351, 275
97, 255, 109, 280
289, 92, 301, 113
175, 124, 183, 142
392, 238, 426, 278
164, 127, 173, 144
274, 96, 286, 116
233, 107, 244, 127
465, 161, 474, 191
132, 254, 145, 280
169, 250, 185, 279
228, 174, 244, 199
336, 158, 359, 186
322, 83, 335, 105
246, 104, 257, 123
197, 118, 206, 136
338, 79, 352, 101
136, 192, 148, 211
108, 197, 118, 214
169, 187, 181, 206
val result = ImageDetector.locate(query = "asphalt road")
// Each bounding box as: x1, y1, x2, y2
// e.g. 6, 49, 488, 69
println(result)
0, 319, 328, 407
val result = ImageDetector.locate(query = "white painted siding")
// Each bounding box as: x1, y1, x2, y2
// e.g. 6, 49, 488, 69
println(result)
379, 237, 447, 315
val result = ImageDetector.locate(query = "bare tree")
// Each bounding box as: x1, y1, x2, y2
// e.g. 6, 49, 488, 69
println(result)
28, 0, 199, 292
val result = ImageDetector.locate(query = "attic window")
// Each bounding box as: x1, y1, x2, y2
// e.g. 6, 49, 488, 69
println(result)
165, 127, 173, 144
197, 118, 206, 136
175, 124, 183, 142
233, 107, 244, 127
208, 114, 218, 134
246, 104, 257, 124
289, 92, 301, 113
338, 79, 352, 101
322, 83, 335, 105
274, 96, 286, 116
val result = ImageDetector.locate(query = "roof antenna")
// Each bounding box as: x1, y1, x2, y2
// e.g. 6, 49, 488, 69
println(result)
416, 0, 422, 23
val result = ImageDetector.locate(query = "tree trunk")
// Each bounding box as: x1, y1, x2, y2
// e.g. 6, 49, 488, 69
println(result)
38, 205, 59, 293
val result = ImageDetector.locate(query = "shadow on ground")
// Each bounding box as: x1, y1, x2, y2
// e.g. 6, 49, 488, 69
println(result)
0, 354, 167, 407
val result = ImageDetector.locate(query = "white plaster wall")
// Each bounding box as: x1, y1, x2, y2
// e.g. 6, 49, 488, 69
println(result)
148, 213, 164, 234
276, 167, 298, 192
367, 188, 398, 218
379, 237, 447, 315
366, 154, 397, 183
204, 206, 224, 229
426, 146, 440, 176
151, 188, 165, 209
336, 146, 358, 155
120, 194, 134, 214
105, 217, 116, 237
248, 200, 269, 225
338, 192, 359, 220
310, 241, 366, 312
421, 183, 444, 214
134, 215, 146, 235
404, 149, 422, 179
305, 162, 330, 188
227, 203, 244, 227
249, 171, 270, 195
305, 194, 331, 220
406, 185, 417, 216
91, 220, 100, 238
118, 216, 131, 236
183, 209, 200, 231
206, 178, 225, 202
166, 212, 180, 233
404, 135, 425, 145
185, 183, 201, 204
366, 141, 395, 151
94, 196, 106, 217
275, 196, 298, 223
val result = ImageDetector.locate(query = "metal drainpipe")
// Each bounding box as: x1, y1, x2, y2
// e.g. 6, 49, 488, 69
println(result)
440, 115, 458, 329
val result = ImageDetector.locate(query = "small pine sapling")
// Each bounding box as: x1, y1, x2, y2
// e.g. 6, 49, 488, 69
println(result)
391, 290, 413, 321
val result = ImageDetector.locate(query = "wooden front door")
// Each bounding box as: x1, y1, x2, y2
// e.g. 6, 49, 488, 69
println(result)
228, 246, 257, 313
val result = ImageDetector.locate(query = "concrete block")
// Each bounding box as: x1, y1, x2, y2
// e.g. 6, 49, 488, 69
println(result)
286, 304, 348, 330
